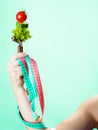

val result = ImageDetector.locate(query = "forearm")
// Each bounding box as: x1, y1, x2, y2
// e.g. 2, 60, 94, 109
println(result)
12, 85, 49, 130
8, 53, 51, 130
12, 85, 34, 122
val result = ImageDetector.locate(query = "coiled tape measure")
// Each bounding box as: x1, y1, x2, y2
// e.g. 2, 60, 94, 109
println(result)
17, 55, 48, 129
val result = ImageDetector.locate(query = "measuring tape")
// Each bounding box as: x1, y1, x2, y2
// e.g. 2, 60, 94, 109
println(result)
16, 55, 48, 129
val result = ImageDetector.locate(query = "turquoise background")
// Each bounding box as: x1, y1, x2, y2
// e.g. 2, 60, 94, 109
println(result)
0, 0, 98, 130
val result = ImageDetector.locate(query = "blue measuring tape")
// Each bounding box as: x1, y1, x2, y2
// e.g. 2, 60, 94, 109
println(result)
17, 55, 48, 129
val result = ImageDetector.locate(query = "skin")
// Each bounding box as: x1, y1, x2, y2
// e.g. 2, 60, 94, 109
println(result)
8, 53, 98, 130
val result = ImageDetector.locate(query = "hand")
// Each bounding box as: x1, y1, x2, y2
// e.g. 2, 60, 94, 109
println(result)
8, 53, 50, 130
8, 53, 28, 88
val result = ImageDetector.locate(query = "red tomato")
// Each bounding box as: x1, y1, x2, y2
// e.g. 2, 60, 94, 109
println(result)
16, 11, 27, 23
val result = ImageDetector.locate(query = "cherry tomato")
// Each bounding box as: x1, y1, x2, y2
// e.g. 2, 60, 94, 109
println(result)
16, 11, 27, 23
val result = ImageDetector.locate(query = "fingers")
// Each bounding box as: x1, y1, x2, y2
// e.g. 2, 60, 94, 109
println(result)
11, 61, 19, 67
12, 66, 22, 77
13, 66, 21, 72
8, 53, 28, 87
10, 52, 28, 64
8, 53, 28, 69
16, 71, 23, 78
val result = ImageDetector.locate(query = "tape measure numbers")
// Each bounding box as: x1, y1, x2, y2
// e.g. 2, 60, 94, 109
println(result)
17, 55, 48, 129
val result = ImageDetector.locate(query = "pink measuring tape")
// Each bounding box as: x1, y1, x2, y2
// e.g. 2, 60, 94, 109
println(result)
19, 56, 44, 117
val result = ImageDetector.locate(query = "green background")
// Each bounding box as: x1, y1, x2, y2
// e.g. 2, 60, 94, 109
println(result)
0, 0, 98, 130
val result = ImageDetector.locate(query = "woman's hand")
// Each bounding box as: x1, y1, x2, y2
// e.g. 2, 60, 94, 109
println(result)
8, 53, 27, 88
7, 52, 35, 123
7, 52, 53, 130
